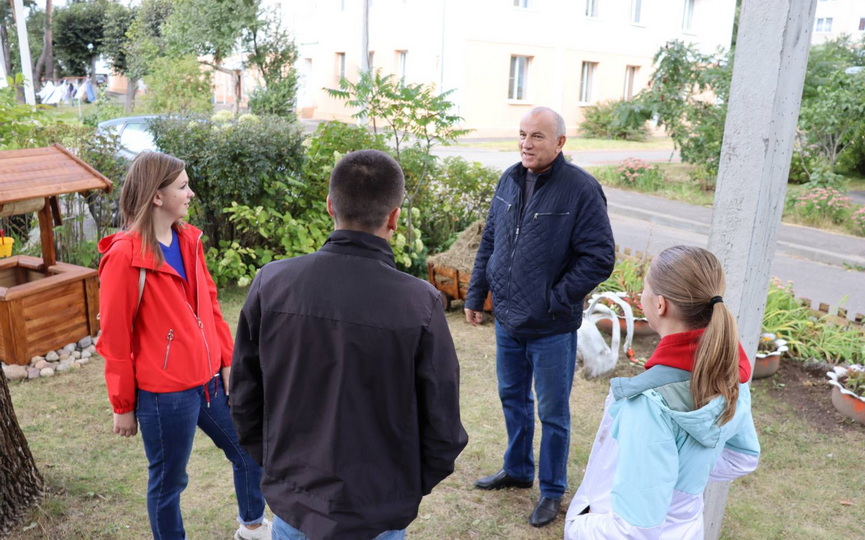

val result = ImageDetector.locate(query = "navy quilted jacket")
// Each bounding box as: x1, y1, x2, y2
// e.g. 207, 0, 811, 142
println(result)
466, 153, 615, 337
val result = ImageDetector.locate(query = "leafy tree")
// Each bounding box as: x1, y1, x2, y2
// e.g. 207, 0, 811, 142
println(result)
140, 55, 212, 115
32, 0, 53, 89
162, 0, 259, 114
122, 0, 172, 112
245, 10, 298, 117
636, 40, 731, 187
52, 0, 109, 81
100, 1, 135, 111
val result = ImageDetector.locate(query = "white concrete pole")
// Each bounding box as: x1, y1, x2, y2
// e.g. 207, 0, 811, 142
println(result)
0, 37, 8, 88
704, 0, 818, 538
12, 0, 36, 105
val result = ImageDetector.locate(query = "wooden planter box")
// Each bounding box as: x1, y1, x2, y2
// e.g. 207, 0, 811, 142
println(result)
0, 255, 99, 365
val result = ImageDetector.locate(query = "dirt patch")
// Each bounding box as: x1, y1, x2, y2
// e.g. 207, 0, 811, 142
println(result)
753, 360, 865, 435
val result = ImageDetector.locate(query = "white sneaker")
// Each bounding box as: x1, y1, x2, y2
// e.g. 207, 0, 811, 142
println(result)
234, 517, 272, 540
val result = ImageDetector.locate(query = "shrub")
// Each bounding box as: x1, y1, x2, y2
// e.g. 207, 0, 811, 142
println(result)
248, 78, 296, 118
851, 206, 865, 236
82, 87, 126, 127
614, 158, 665, 191
579, 100, 651, 141
792, 186, 853, 225
148, 114, 305, 248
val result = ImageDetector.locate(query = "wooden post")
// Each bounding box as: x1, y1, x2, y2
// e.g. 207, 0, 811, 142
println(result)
37, 197, 56, 270
704, 0, 818, 538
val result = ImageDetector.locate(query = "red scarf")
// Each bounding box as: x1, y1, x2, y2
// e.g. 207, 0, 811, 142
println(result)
643, 328, 752, 383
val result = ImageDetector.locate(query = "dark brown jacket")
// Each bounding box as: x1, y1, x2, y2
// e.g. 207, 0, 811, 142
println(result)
231, 230, 468, 540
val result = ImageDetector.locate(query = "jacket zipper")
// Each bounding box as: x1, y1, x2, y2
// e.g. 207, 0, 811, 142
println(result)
191, 231, 215, 383
505, 188, 525, 320
495, 195, 513, 211
533, 211, 570, 219
163, 329, 174, 369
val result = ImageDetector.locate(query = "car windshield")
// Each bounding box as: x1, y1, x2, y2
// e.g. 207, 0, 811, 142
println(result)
120, 122, 156, 154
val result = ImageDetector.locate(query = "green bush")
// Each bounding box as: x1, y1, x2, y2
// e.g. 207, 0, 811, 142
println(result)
579, 100, 651, 141
248, 78, 296, 118
82, 87, 126, 127
148, 114, 305, 247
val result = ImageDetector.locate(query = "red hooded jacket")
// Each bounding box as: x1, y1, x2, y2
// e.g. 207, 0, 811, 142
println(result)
96, 224, 233, 414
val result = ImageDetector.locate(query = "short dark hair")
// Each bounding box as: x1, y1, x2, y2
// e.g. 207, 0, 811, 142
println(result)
329, 149, 405, 232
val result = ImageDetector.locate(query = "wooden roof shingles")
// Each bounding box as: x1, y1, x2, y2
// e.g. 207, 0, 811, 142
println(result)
0, 144, 113, 206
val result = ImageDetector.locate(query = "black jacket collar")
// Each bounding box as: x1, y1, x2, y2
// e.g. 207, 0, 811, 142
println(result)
320, 229, 397, 269
511, 151, 567, 189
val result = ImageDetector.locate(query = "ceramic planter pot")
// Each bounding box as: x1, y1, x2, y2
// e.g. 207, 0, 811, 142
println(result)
827, 365, 865, 424
752, 333, 788, 379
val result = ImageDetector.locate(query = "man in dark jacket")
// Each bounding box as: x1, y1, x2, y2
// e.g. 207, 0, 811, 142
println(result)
231, 150, 468, 540
465, 107, 615, 528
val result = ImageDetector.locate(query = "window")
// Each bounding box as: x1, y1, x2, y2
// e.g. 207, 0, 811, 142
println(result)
859, 17, 865, 31
509, 55, 530, 100
682, 0, 695, 31
816, 17, 833, 32
623, 65, 639, 100
579, 61, 597, 103
585, 0, 598, 18
368, 51, 375, 70
631, 0, 642, 24
336, 53, 346, 81
396, 50, 408, 79
514, 0, 530, 7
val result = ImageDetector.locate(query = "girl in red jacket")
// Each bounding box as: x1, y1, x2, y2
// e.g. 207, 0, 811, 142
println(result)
96, 151, 270, 540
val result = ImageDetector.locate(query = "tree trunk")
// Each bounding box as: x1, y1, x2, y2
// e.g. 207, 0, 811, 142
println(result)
233, 69, 241, 115
0, 371, 44, 537
33, 0, 53, 89
1, 20, 12, 81
125, 77, 136, 113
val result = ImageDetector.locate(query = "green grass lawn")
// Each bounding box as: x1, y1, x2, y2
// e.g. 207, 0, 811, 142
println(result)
6, 291, 865, 539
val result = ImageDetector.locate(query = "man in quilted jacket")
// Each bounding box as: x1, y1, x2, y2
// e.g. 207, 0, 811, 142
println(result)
465, 106, 615, 528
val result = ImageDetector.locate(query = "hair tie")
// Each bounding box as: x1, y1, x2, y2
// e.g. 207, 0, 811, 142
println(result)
709, 296, 723, 307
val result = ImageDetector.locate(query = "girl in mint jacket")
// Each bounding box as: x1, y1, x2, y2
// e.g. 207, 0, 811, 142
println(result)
565, 245, 760, 539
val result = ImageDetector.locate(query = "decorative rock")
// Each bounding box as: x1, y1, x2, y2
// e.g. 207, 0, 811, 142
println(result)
39, 367, 55, 377
27, 368, 41, 379
78, 336, 93, 348
63, 343, 77, 353
46, 351, 60, 361
34, 359, 50, 370
86, 345, 97, 354
2, 364, 28, 381
72, 351, 81, 359
77, 357, 90, 365
30, 356, 44, 364
56, 361, 73, 372
59, 354, 71, 362
80, 351, 92, 359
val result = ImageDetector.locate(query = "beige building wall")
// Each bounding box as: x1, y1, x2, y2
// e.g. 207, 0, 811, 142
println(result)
811, 0, 865, 43
274, 0, 736, 138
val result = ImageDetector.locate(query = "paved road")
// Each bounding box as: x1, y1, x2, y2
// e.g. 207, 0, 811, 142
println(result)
439, 146, 865, 321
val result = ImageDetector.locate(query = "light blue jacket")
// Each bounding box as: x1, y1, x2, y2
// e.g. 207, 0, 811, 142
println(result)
565, 366, 760, 539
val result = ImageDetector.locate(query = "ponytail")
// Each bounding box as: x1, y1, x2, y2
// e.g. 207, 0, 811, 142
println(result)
693, 301, 739, 425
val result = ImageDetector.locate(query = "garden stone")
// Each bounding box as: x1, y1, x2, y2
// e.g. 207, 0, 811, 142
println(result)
56, 362, 73, 373
80, 351, 92, 359
78, 336, 93, 348
27, 367, 41, 379
86, 345, 97, 354
59, 354, 70, 362
63, 343, 77, 353
30, 355, 44, 364
72, 351, 81, 359
48, 362, 59, 370
2, 364, 28, 381
39, 367, 55, 377
46, 351, 60, 361
34, 359, 49, 370
77, 357, 90, 365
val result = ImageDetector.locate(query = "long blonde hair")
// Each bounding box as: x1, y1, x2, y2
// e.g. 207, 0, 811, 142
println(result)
646, 246, 740, 424
119, 151, 186, 267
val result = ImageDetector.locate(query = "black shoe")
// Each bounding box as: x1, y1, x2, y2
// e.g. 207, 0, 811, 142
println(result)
529, 496, 561, 528
474, 469, 533, 490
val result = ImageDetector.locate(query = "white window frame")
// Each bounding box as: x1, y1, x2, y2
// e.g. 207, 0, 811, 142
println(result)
859, 17, 865, 31
514, 0, 530, 7
396, 50, 408, 80
509, 55, 530, 101
815, 17, 833, 32
623, 65, 639, 100
630, 0, 642, 24
579, 61, 597, 103
585, 0, 598, 18
336, 52, 346, 81
682, 0, 695, 31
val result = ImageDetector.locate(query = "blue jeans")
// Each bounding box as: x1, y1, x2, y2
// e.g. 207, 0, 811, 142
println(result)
136, 375, 265, 540
495, 321, 577, 499
272, 515, 406, 540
